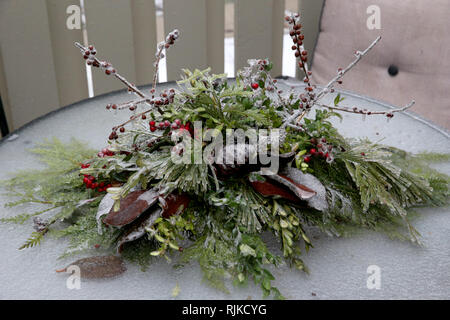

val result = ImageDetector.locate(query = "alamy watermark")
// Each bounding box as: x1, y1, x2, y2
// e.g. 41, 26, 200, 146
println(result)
66, 265, 81, 290
366, 5, 381, 30
366, 265, 381, 290
169, 121, 281, 174
66, 4, 81, 30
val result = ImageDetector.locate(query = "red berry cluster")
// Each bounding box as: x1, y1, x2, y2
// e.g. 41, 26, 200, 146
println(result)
80, 163, 90, 169
97, 148, 115, 158
256, 59, 269, 71
109, 130, 119, 140
149, 119, 170, 132
285, 14, 316, 110
148, 118, 192, 135
286, 15, 307, 67
149, 88, 176, 107
304, 138, 334, 164
241, 59, 276, 93
107, 88, 177, 138
83, 45, 98, 64
80, 163, 112, 192
84, 45, 116, 75
157, 29, 180, 58
82, 175, 111, 192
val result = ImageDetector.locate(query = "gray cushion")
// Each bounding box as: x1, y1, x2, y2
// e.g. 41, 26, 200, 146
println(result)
311, 0, 450, 129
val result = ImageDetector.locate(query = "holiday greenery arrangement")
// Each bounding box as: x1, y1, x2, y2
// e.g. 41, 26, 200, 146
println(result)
1, 13, 449, 299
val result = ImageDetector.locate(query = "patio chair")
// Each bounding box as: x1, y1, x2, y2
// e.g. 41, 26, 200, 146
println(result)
309, 0, 450, 129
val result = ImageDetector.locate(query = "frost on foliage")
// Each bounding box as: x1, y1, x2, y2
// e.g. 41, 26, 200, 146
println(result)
103, 189, 158, 227
282, 166, 329, 211
96, 193, 115, 235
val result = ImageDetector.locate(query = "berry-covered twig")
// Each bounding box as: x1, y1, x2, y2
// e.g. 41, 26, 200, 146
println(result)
152, 29, 179, 90
281, 32, 413, 127
314, 36, 381, 102
75, 30, 180, 136
109, 88, 176, 134
320, 100, 415, 118
282, 35, 381, 127
75, 42, 150, 101
286, 14, 312, 88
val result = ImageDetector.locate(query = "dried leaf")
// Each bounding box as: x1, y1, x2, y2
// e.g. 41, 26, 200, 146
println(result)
116, 207, 162, 253
250, 180, 300, 203
103, 189, 158, 226
162, 193, 191, 218
172, 282, 181, 297
56, 255, 126, 279
267, 174, 316, 200
282, 167, 329, 211
96, 193, 115, 234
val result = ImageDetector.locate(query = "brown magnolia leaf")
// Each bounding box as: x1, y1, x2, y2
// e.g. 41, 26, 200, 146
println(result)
268, 174, 316, 200
114, 193, 190, 253
56, 255, 126, 279
250, 180, 300, 203
103, 189, 158, 226
250, 172, 316, 203
117, 207, 162, 253
282, 167, 329, 211
162, 193, 191, 218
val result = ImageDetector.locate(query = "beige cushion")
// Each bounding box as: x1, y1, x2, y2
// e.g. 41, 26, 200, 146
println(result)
311, 0, 450, 129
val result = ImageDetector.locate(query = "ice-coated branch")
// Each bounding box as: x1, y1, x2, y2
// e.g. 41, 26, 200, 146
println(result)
314, 36, 381, 102
321, 100, 415, 117
152, 29, 180, 91
75, 30, 180, 136
282, 36, 383, 128
75, 42, 150, 101
285, 14, 312, 87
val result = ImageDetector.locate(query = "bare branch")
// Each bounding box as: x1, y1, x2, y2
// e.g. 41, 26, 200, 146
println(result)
152, 29, 180, 91
286, 14, 313, 87
315, 36, 381, 102
321, 100, 415, 116
282, 36, 382, 128
75, 42, 150, 100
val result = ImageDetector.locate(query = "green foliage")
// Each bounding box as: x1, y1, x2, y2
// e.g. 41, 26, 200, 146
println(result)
271, 201, 311, 272
1, 138, 97, 248
208, 181, 271, 233
121, 236, 157, 271
19, 231, 45, 249
283, 109, 346, 154
147, 212, 195, 260
235, 234, 284, 299
51, 202, 119, 258
334, 93, 345, 106
179, 213, 238, 294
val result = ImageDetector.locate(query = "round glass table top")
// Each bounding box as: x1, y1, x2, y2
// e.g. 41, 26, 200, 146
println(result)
0, 80, 448, 299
